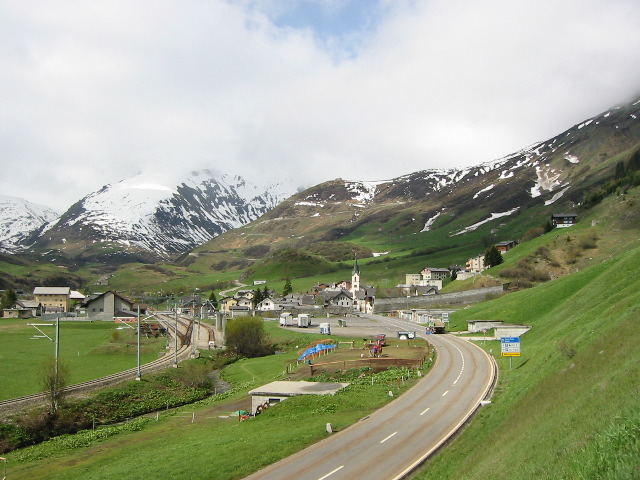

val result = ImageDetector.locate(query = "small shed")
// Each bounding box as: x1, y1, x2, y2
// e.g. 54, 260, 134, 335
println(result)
2, 308, 31, 319
248, 381, 349, 415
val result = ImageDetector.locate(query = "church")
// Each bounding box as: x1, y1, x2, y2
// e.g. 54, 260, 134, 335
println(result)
349, 256, 376, 314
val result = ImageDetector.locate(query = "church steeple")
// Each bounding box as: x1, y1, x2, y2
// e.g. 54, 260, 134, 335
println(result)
351, 254, 360, 294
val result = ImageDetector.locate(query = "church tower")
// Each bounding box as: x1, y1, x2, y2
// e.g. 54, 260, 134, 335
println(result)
351, 255, 360, 298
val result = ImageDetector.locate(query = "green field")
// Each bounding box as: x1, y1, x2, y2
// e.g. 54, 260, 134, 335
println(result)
0, 320, 167, 400
3, 323, 429, 479
411, 244, 640, 479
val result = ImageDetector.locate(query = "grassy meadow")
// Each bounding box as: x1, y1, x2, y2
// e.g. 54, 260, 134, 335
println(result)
3, 323, 430, 479
0, 320, 167, 400
410, 244, 640, 479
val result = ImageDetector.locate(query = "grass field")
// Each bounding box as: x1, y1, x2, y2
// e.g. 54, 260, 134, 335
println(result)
0, 320, 167, 400
409, 244, 640, 479
3, 324, 431, 479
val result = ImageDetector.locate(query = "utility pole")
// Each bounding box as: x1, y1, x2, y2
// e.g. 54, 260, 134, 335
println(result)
135, 306, 141, 381
174, 307, 178, 367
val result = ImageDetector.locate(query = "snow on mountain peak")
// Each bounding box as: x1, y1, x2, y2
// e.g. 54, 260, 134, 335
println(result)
0, 194, 59, 252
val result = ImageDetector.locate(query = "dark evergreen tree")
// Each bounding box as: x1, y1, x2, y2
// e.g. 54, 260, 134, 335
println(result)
208, 291, 218, 309
253, 288, 264, 308
282, 277, 293, 296
484, 245, 504, 268
0, 289, 17, 310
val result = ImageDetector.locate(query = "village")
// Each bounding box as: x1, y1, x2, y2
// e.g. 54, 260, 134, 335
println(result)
1, 212, 580, 324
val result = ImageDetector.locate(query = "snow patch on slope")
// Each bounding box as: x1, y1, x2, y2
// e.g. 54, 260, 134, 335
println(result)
452, 208, 520, 236
531, 166, 564, 198
420, 212, 441, 233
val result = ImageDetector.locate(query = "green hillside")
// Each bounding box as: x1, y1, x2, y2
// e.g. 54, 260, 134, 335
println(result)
412, 250, 640, 479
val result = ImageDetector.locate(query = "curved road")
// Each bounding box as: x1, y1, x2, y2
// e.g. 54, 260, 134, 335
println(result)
244, 314, 496, 480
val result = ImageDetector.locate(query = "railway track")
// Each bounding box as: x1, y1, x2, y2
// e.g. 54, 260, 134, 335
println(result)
0, 312, 217, 414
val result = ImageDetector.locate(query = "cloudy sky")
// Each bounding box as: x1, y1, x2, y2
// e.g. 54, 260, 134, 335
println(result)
1, 0, 639, 212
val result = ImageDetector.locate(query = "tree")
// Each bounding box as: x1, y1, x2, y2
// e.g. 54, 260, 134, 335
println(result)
0, 289, 17, 310
41, 356, 70, 414
484, 245, 504, 268
225, 316, 273, 358
209, 291, 218, 309
253, 288, 264, 308
282, 276, 293, 296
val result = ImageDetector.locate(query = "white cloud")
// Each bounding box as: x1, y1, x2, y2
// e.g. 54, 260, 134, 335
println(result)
0, 0, 639, 211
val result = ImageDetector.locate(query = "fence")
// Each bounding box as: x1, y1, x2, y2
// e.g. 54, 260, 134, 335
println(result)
308, 355, 428, 376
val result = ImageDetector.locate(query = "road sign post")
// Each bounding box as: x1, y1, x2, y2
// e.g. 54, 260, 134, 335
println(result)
501, 337, 521, 370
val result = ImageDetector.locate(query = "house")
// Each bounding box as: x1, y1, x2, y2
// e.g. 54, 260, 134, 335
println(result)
256, 298, 276, 311
420, 268, 450, 280
219, 296, 238, 312
234, 290, 255, 300
83, 291, 136, 321
551, 213, 577, 228
466, 255, 486, 273
327, 290, 354, 308
15, 299, 43, 317
33, 287, 72, 313
236, 297, 253, 309
495, 240, 517, 254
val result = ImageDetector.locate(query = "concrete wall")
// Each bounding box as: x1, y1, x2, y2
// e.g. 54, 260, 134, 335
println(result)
374, 285, 507, 313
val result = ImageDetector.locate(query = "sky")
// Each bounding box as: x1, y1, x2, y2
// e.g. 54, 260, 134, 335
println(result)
1, 0, 639, 212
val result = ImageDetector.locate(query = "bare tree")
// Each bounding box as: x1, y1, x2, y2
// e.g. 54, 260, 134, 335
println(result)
41, 356, 70, 414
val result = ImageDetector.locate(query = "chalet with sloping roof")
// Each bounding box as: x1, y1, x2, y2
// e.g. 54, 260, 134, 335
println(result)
83, 291, 135, 321
551, 213, 577, 228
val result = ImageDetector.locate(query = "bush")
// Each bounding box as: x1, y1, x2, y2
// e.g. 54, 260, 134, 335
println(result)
225, 316, 274, 358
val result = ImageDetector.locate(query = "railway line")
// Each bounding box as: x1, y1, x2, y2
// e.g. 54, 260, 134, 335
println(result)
0, 312, 218, 414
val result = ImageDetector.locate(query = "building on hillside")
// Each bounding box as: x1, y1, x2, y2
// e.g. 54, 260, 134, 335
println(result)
83, 291, 136, 321
33, 287, 71, 313
551, 213, 577, 228
466, 254, 486, 273
420, 267, 450, 280
495, 240, 517, 254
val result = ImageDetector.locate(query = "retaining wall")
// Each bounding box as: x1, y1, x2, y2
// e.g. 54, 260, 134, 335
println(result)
374, 285, 508, 313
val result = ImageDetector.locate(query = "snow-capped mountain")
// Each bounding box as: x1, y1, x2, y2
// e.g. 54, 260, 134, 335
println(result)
0, 195, 59, 253
3, 96, 639, 265
33, 170, 297, 261
204, 96, 640, 255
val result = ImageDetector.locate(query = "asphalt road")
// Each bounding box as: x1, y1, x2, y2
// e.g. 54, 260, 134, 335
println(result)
243, 314, 496, 480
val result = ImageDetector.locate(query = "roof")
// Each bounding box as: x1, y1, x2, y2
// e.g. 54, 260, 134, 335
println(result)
16, 300, 41, 308
422, 267, 450, 272
248, 381, 350, 397
84, 290, 134, 306
33, 287, 71, 295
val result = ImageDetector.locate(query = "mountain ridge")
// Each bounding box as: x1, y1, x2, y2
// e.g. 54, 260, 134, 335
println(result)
1, 96, 639, 269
